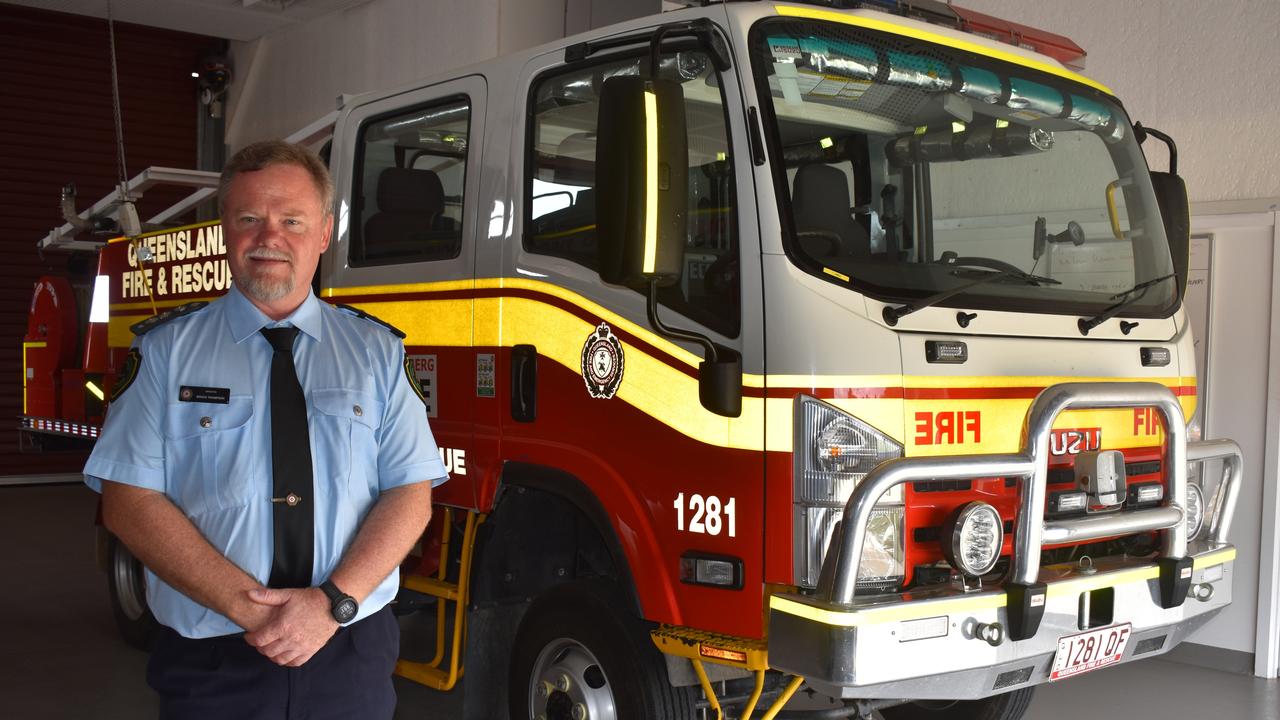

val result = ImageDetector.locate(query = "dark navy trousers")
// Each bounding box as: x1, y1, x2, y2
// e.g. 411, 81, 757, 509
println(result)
147, 606, 399, 720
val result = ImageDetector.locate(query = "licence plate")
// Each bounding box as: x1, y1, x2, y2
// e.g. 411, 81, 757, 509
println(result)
1049, 623, 1132, 682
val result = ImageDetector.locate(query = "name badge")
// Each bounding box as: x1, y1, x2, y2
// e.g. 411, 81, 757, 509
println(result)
179, 386, 230, 404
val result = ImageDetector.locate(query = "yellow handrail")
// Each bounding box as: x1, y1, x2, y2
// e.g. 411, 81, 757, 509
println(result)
394, 507, 484, 691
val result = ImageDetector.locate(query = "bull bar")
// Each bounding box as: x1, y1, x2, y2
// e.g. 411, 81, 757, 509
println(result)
768, 382, 1243, 699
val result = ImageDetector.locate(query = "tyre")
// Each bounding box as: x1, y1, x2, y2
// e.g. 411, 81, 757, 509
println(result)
509, 580, 698, 720
877, 688, 1034, 720
107, 534, 158, 650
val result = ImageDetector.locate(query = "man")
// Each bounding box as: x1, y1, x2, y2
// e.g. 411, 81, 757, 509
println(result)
84, 140, 447, 719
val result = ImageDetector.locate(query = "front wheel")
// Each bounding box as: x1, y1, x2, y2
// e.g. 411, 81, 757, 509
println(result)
877, 688, 1035, 720
107, 534, 158, 650
509, 581, 697, 720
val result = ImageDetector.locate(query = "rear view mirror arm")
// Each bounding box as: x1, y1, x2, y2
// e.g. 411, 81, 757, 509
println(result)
1133, 122, 1178, 175
645, 279, 742, 418
645, 279, 718, 364
565, 18, 731, 72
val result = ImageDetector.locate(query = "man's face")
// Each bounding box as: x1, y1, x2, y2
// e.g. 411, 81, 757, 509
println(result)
222, 163, 332, 319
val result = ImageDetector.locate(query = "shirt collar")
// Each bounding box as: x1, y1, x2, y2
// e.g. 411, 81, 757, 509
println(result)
224, 284, 324, 344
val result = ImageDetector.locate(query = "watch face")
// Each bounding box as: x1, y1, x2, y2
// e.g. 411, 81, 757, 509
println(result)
334, 598, 358, 623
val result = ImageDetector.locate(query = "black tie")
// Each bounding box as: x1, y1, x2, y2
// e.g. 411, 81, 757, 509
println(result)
260, 327, 314, 588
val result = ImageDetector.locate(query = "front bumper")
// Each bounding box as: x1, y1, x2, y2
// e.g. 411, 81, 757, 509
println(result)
769, 542, 1235, 699
768, 382, 1243, 700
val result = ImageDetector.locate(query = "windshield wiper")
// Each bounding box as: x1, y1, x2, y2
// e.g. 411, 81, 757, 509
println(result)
1078, 273, 1176, 335
883, 266, 1060, 326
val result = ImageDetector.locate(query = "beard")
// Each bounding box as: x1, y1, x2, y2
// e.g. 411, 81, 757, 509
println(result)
237, 272, 294, 303
234, 248, 295, 303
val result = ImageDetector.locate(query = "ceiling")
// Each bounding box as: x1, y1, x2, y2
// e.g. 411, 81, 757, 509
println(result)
2, 0, 371, 41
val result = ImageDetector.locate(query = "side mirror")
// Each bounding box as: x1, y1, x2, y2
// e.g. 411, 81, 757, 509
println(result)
595, 72, 741, 418
596, 75, 688, 287
1135, 123, 1190, 301
1150, 171, 1189, 301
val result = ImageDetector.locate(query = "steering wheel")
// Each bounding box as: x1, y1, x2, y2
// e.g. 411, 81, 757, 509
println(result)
704, 253, 739, 298
936, 252, 1027, 276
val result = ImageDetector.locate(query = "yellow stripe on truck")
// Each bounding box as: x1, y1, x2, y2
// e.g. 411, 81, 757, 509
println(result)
322, 279, 1191, 454
352, 298, 475, 348
108, 315, 147, 348
334, 288, 753, 451
770, 591, 1006, 627
771, 548, 1236, 627
774, 4, 1114, 96
325, 277, 705, 366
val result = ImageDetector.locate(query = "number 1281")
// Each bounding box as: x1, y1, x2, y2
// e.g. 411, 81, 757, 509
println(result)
673, 492, 736, 537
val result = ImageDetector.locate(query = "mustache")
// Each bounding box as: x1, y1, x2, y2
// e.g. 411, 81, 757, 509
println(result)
246, 248, 292, 263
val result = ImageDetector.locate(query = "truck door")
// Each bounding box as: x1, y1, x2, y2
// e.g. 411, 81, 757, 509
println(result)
322, 75, 488, 510
499, 30, 767, 637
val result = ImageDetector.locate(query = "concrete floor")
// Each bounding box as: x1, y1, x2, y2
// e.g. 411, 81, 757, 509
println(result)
3, 482, 1276, 719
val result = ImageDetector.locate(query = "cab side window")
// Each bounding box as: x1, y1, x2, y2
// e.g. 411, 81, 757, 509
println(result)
351, 97, 470, 266
525, 51, 740, 337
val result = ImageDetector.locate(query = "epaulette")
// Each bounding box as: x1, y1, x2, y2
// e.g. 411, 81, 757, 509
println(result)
130, 301, 209, 336
335, 303, 406, 339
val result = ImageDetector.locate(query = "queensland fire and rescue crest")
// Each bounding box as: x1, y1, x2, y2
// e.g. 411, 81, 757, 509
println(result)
581, 323, 624, 399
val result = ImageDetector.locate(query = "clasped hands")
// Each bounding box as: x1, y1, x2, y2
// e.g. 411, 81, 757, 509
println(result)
242, 586, 339, 667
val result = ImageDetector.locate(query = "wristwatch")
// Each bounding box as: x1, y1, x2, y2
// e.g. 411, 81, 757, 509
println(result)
320, 580, 359, 623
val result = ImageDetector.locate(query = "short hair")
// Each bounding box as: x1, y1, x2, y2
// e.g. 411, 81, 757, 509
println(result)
218, 140, 334, 217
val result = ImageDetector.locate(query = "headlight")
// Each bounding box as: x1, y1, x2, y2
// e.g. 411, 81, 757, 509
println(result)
1184, 416, 1209, 541
1185, 481, 1205, 540
794, 395, 903, 590
941, 502, 1003, 577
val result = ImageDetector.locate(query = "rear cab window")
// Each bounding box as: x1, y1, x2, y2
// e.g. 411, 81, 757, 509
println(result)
350, 97, 471, 267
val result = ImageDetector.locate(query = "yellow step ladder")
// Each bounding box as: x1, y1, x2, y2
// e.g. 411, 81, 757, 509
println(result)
394, 507, 482, 691
652, 625, 804, 720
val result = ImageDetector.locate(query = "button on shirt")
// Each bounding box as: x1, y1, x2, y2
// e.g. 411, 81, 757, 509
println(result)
84, 285, 449, 638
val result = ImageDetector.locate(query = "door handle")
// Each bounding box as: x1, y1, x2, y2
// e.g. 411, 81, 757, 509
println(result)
511, 344, 537, 422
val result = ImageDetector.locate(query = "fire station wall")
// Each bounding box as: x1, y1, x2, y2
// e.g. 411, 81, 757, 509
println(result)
1171, 206, 1279, 667
960, 0, 1280, 204
224, 0, 660, 149
0, 6, 218, 476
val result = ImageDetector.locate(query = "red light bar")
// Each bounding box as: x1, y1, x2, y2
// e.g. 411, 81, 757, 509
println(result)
949, 4, 1087, 71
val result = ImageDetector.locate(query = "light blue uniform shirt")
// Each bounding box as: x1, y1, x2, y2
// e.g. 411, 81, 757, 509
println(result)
85, 285, 448, 638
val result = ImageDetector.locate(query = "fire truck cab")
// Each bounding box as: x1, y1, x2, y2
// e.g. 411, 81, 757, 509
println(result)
26, 2, 1243, 719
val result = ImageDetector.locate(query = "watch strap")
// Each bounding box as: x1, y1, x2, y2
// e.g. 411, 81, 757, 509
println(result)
319, 579, 359, 623
319, 579, 346, 605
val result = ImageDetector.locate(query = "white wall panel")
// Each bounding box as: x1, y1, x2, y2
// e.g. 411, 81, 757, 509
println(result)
960, 0, 1280, 204
1184, 208, 1277, 656
226, 0, 658, 149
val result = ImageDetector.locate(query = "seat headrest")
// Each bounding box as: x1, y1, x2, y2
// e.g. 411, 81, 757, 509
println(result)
376, 167, 444, 216
553, 132, 596, 185
793, 164, 852, 215
791, 163, 870, 259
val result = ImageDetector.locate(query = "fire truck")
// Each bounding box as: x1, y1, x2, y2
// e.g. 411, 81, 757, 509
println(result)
24, 2, 1244, 718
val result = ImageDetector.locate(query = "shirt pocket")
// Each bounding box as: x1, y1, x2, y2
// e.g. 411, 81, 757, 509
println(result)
163, 398, 256, 515
312, 389, 383, 498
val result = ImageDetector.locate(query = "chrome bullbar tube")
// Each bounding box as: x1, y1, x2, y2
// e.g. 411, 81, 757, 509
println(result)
770, 382, 1243, 699
1188, 438, 1244, 543
821, 382, 1238, 605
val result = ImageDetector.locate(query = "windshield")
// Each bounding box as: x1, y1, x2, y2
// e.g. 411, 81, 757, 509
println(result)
750, 17, 1177, 320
